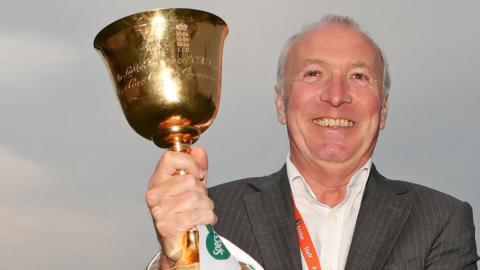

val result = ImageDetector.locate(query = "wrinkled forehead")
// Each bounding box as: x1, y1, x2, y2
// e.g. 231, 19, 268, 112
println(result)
287, 23, 383, 73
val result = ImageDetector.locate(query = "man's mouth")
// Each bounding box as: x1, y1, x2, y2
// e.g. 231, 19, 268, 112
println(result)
313, 118, 354, 128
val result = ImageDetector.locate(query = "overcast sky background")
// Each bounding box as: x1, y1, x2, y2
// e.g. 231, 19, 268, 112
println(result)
1, 0, 479, 269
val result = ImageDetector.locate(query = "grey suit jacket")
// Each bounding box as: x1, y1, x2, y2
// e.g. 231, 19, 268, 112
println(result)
209, 165, 479, 270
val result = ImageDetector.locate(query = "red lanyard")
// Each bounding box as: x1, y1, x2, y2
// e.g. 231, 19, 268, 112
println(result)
293, 198, 322, 270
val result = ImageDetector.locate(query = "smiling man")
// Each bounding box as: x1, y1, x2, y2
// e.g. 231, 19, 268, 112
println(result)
274, 20, 389, 209
146, 14, 478, 270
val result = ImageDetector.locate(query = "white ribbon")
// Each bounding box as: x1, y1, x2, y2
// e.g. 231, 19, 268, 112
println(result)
198, 225, 264, 270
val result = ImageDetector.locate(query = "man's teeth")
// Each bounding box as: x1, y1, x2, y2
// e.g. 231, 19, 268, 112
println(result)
313, 118, 354, 127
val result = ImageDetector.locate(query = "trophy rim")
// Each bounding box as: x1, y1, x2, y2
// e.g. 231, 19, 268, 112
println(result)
93, 8, 228, 49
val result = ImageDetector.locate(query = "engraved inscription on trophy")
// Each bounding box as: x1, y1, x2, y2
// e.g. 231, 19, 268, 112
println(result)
117, 55, 218, 93
176, 22, 190, 52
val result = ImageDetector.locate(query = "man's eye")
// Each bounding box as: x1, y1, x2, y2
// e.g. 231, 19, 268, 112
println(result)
352, 73, 369, 81
302, 70, 323, 83
350, 73, 370, 87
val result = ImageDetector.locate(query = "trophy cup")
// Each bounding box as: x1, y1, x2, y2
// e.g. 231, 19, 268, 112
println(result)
94, 8, 228, 269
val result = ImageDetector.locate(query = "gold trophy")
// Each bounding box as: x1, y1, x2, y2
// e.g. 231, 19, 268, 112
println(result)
94, 8, 228, 269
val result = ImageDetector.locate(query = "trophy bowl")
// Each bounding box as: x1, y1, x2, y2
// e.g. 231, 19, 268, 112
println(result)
94, 8, 228, 269
94, 8, 228, 150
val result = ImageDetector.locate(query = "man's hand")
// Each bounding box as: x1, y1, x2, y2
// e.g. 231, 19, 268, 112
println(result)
145, 146, 217, 268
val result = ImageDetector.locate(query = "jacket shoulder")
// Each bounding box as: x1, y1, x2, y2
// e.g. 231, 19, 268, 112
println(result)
384, 176, 470, 211
208, 168, 284, 203
371, 167, 469, 210
377, 175, 479, 268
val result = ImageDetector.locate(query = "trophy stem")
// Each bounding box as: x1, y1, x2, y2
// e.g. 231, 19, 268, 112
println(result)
176, 229, 200, 269
168, 139, 200, 270
169, 141, 192, 153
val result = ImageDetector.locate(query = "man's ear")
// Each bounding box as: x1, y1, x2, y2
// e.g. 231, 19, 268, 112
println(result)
274, 88, 287, 125
380, 100, 389, 130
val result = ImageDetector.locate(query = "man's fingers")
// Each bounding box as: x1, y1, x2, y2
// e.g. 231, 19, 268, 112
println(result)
148, 153, 204, 192
152, 150, 205, 180
148, 190, 214, 218
190, 209, 218, 226
154, 209, 218, 238
147, 173, 207, 194
190, 146, 208, 172
157, 209, 218, 262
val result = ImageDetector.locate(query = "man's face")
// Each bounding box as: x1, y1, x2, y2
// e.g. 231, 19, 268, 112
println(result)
275, 23, 388, 174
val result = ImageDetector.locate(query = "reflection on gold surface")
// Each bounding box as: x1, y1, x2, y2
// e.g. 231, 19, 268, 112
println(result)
159, 63, 180, 103
152, 15, 166, 38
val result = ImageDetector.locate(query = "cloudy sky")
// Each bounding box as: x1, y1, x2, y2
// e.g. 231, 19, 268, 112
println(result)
1, 0, 479, 269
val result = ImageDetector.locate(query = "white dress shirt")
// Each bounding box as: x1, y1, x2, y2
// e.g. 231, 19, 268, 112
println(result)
287, 155, 371, 270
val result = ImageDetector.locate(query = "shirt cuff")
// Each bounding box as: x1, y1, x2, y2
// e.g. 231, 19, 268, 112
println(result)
146, 251, 161, 270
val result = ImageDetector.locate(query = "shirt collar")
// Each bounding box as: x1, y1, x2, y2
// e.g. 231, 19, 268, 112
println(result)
286, 153, 372, 207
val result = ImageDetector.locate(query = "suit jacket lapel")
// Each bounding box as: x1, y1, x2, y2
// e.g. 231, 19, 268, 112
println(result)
345, 165, 414, 270
243, 167, 302, 270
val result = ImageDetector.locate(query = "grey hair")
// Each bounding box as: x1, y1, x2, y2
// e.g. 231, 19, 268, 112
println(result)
275, 14, 391, 102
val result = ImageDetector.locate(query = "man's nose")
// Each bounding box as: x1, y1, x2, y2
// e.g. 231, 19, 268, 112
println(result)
319, 75, 352, 107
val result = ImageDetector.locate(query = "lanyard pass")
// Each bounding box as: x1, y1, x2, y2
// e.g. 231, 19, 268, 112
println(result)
292, 198, 322, 270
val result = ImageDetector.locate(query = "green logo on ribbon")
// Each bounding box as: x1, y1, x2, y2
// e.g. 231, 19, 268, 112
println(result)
206, 225, 231, 260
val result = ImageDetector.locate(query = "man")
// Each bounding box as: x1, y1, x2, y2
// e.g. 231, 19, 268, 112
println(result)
146, 14, 479, 270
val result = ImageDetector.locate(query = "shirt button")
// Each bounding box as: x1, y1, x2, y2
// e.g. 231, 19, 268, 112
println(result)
325, 265, 334, 270
329, 214, 338, 223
